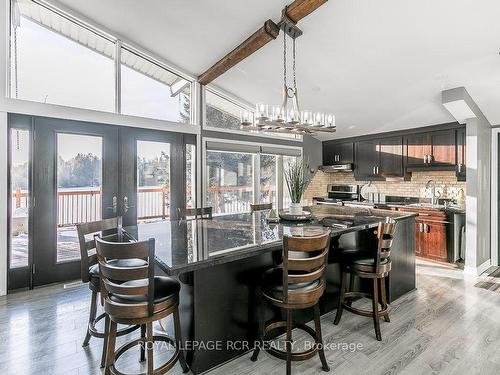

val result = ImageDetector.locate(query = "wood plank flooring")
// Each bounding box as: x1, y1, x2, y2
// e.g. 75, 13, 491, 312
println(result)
1, 259, 500, 374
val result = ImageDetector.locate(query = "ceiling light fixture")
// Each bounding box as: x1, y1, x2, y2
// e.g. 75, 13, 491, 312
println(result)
240, 12, 336, 135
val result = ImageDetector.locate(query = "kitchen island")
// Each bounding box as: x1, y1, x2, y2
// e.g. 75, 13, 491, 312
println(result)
123, 205, 417, 374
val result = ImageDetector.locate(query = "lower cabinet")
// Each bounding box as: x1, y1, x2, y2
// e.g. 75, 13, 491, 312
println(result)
400, 208, 449, 263
416, 219, 448, 262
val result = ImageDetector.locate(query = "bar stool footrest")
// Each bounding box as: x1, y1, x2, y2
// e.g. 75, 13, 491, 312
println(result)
342, 292, 389, 318
109, 334, 180, 375
262, 320, 319, 362
88, 312, 140, 339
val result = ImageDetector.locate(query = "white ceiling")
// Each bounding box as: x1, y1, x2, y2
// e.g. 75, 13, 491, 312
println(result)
54, 0, 500, 140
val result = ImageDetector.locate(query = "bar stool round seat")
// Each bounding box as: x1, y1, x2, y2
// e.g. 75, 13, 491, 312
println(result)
334, 218, 397, 341
96, 236, 189, 375
77, 218, 142, 369
251, 232, 332, 375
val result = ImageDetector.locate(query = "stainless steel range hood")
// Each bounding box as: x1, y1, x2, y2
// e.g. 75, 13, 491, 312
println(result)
318, 164, 353, 172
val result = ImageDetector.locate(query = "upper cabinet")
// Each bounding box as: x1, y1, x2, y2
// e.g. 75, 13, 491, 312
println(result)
321, 124, 465, 181
456, 127, 466, 181
405, 129, 456, 170
354, 136, 404, 181
323, 141, 354, 165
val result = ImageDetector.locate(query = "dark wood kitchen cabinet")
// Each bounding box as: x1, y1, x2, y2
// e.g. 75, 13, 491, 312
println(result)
456, 127, 466, 181
399, 208, 449, 263
354, 139, 380, 179
405, 129, 456, 170
354, 136, 403, 180
323, 141, 354, 165
405, 132, 430, 167
379, 136, 404, 177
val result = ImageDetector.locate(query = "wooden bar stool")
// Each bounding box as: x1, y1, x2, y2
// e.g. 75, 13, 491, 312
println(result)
76, 218, 143, 366
95, 236, 189, 375
250, 203, 273, 213
177, 207, 212, 220
251, 231, 331, 375
334, 218, 397, 341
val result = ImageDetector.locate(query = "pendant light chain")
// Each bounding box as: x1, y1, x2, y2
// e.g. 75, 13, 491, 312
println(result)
283, 30, 287, 90
293, 37, 297, 91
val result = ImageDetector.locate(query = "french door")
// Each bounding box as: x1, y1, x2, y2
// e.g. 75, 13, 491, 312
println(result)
7, 115, 194, 290
31, 117, 120, 287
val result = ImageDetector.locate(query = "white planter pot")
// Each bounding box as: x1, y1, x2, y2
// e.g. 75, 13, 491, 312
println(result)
289, 203, 302, 215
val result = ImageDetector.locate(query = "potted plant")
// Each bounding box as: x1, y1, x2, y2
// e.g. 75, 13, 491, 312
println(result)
284, 158, 309, 215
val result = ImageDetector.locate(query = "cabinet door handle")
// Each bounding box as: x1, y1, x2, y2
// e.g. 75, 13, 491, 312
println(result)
419, 223, 424, 232
424, 223, 430, 233
376, 166, 380, 174
373, 166, 376, 174
457, 163, 462, 173
424, 155, 429, 164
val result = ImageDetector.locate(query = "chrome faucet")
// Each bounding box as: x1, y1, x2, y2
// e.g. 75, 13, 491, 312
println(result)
425, 180, 438, 206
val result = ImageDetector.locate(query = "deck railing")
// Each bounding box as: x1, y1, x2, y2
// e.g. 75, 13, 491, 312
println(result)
12, 185, 289, 226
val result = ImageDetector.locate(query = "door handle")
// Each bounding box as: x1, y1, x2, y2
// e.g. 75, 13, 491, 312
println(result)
376, 166, 379, 174
106, 196, 118, 214
123, 196, 130, 214
419, 223, 424, 232
424, 224, 429, 233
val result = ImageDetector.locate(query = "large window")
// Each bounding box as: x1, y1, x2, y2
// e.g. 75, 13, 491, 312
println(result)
10, 0, 115, 112
206, 151, 254, 215
205, 89, 251, 131
9, 0, 193, 124
121, 48, 191, 123
205, 89, 301, 140
205, 141, 301, 214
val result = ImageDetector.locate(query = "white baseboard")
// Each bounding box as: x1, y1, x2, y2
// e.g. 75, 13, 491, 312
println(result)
464, 259, 492, 276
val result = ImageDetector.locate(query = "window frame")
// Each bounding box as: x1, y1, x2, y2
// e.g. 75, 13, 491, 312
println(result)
202, 137, 302, 215
7, 0, 196, 126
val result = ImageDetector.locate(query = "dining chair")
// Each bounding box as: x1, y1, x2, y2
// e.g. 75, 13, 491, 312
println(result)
334, 218, 397, 341
251, 231, 331, 375
76, 218, 144, 366
177, 207, 212, 220
96, 236, 189, 375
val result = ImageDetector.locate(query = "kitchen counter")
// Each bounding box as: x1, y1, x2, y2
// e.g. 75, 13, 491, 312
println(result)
122, 206, 416, 374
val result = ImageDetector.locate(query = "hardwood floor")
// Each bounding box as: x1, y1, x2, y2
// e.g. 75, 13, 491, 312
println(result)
2, 260, 500, 374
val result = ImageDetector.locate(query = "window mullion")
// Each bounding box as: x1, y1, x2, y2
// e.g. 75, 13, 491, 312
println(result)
254, 154, 260, 205
115, 40, 122, 114
277, 155, 284, 210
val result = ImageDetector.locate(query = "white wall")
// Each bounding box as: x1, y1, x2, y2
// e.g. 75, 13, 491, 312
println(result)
0, 0, 8, 296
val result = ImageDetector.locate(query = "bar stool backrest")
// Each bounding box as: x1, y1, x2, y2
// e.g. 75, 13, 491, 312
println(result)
282, 232, 331, 305
95, 236, 155, 317
375, 218, 397, 274
76, 217, 119, 283
177, 207, 213, 220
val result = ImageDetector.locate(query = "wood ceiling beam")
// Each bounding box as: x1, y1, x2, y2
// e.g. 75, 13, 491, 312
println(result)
197, 0, 328, 85
198, 20, 279, 86
285, 0, 328, 23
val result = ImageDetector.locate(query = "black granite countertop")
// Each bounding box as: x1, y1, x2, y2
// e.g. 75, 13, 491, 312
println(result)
123, 205, 417, 275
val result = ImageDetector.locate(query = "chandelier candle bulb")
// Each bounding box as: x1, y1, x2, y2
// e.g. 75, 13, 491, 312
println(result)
240, 110, 252, 126
301, 110, 313, 125
256, 104, 269, 120
326, 114, 335, 128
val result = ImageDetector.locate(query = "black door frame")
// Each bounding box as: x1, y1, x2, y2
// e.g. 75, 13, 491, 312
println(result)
7, 115, 34, 290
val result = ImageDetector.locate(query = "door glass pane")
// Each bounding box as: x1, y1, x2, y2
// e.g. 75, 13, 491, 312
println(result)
186, 144, 196, 209
137, 141, 171, 222
260, 154, 277, 207
11, 0, 115, 112
121, 48, 191, 123
10, 129, 29, 269
57, 134, 102, 263
206, 151, 254, 215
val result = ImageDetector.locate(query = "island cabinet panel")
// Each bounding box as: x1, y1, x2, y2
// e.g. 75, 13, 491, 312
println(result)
430, 129, 456, 166
379, 136, 404, 177
456, 127, 466, 181
323, 141, 354, 164
354, 139, 380, 180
